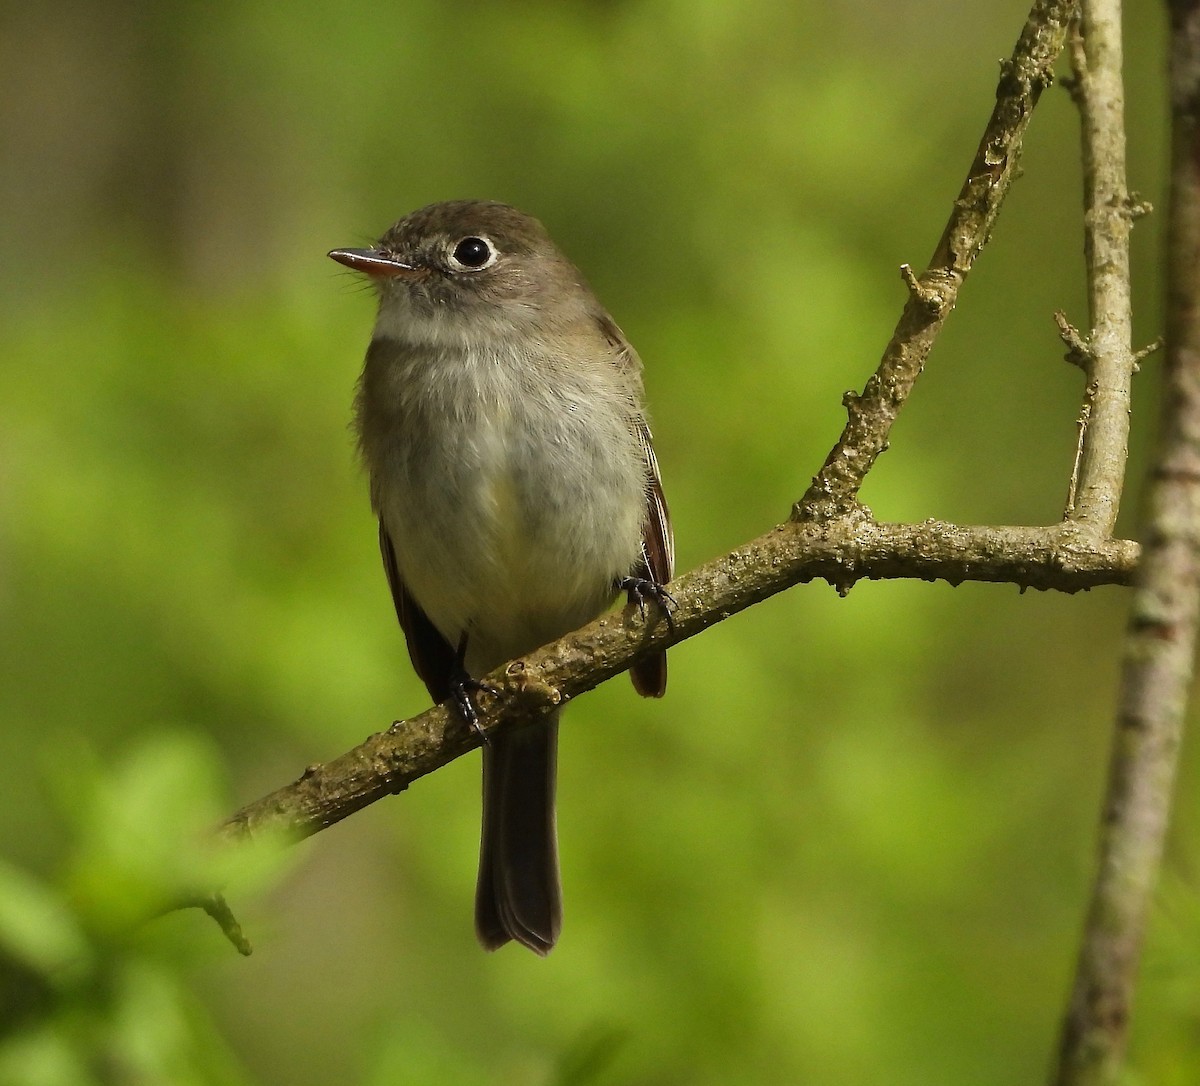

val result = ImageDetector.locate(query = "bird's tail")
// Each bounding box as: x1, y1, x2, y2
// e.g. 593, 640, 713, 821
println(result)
474, 712, 561, 955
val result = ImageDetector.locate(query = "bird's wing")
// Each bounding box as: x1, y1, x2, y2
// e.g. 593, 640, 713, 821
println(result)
378, 521, 456, 703
627, 419, 673, 698
593, 311, 675, 698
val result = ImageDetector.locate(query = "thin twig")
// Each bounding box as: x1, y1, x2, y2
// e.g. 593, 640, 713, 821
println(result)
1055, 310, 1096, 517
795, 0, 1077, 522
1060, 0, 1139, 537
1052, 1, 1200, 1082
196, 894, 252, 956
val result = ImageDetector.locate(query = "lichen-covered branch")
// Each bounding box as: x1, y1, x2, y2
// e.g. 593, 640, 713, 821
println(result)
796, 0, 1078, 522
222, 517, 1137, 848
1052, 1, 1200, 1081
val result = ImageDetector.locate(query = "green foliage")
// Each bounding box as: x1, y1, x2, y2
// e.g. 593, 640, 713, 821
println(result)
0, 733, 268, 1085
0, 1, 1192, 1084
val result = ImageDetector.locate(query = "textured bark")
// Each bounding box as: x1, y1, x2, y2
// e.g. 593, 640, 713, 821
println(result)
222, 518, 1135, 846
1053, 1, 1200, 1081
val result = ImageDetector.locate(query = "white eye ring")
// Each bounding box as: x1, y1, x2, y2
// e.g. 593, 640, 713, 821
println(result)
448, 235, 498, 272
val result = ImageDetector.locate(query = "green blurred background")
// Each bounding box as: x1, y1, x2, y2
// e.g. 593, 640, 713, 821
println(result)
0, 2, 1191, 1083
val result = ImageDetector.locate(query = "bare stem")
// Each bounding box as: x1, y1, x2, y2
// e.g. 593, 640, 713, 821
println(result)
1052, 2, 1200, 1081
1061, 0, 1139, 536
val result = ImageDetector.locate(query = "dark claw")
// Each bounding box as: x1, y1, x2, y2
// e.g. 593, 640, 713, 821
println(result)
449, 632, 499, 742
450, 670, 499, 743
618, 576, 677, 630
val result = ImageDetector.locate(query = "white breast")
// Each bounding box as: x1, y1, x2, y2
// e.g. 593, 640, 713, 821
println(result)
370, 338, 647, 674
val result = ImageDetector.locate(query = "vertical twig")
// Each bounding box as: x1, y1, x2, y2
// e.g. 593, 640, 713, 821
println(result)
1059, 0, 1140, 536
1052, 2, 1200, 1082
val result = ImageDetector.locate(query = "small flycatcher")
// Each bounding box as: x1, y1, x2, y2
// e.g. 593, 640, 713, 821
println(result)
330, 201, 672, 954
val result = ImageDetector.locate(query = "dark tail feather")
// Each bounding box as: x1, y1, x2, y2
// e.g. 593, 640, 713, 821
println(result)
630, 650, 668, 698
475, 716, 561, 955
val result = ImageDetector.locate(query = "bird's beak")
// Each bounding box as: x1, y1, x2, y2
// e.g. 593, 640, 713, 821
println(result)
328, 248, 423, 278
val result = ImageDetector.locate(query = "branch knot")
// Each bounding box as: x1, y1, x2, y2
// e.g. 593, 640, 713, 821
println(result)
1055, 310, 1094, 370
900, 264, 951, 315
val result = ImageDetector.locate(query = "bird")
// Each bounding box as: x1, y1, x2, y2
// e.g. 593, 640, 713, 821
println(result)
330, 200, 672, 954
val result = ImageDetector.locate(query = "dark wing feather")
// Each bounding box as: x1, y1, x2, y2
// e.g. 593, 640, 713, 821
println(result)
628, 420, 673, 698
378, 521, 456, 703
593, 312, 675, 699
636, 420, 674, 587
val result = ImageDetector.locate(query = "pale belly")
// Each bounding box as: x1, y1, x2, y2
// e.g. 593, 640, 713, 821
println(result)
375, 389, 647, 674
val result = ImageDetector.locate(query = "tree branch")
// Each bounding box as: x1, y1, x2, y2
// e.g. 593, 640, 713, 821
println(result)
1052, 1, 1200, 1081
221, 517, 1136, 847
796, 0, 1078, 522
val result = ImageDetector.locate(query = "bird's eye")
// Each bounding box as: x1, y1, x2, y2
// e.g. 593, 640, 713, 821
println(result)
449, 236, 495, 271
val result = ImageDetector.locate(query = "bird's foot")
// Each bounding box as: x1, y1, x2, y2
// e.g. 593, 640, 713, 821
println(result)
448, 633, 499, 742
448, 664, 499, 743
618, 576, 677, 629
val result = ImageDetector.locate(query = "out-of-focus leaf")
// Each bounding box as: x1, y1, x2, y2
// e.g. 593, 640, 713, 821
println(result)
0, 861, 89, 978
